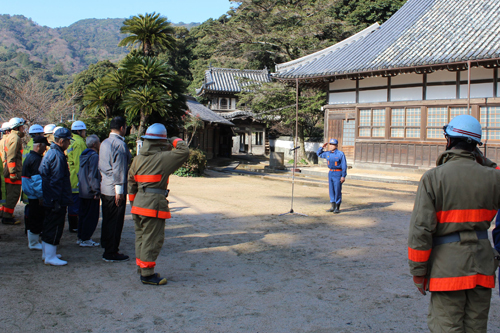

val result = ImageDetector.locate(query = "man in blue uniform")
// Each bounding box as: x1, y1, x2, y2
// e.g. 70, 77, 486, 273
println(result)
316, 138, 347, 213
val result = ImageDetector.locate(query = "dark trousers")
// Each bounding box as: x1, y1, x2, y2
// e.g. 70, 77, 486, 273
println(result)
26, 199, 44, 234
100, 194, 125, 255
78, 198, 100, 241
68, 193, 80, 216
41, 206, 67, 245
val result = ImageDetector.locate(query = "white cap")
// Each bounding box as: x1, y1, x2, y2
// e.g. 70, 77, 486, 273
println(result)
29, 124, 44, 134
71, 120, 86, 131
141, 123, 167, 140
44, 124, 56, 134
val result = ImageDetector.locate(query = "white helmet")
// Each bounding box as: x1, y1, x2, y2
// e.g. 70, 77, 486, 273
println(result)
444, 115, 482, 145
142, 123, 167, 140
29, 124, 44, 134
44, 124, 56, 134
71, 120, 86, 131
9, 117, 25, 129
1, 122, 11, 132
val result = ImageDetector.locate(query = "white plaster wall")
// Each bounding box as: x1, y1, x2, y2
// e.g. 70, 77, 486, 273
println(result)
426, 85, 456, 100
329, 91, 356, 104
391, 73, 422, 85
329, 79, 356, 90
427, 70, 456, 82
271, 139, 322, 159
359, 89, 387, 103
459, 83, 494, 98
460, 67, 494, 80
359, 76, 387, 88
391, 87, 423, 101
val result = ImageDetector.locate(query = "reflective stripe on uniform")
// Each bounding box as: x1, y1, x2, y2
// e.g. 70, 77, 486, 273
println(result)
429, 274, 495, 292
172, 138, 182, 148
3, 207, 14, 214
5, 178, 22, 185
129, 194, 136, 201
7, 162, 15, 168
136, 258, 156, 268
131, 206, 171, 219
408, 247, 432, 262
134, 175, 162, 182
436, 209, 497, 223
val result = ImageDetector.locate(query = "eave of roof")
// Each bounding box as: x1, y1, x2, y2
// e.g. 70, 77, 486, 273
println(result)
274, 0, 500, 80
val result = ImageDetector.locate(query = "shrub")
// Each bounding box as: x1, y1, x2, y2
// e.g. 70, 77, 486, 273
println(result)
174, 148, 207, 177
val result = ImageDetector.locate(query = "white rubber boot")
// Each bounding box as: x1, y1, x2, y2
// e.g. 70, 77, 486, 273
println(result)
42, 242, 67, 266
41, 241, 62, 261
27, 230, 42, 250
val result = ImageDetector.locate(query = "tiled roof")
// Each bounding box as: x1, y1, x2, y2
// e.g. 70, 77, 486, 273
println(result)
197, 68, 271, 95
218, 110, 254, 120
275, 0, 500, 79
186, 99, 234, 126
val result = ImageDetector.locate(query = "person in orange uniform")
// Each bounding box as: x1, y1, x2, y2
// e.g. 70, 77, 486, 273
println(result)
0, 122, 11, 217
128, 123, 189, 285
408, 115, 500, 332
2, 117, 25, 225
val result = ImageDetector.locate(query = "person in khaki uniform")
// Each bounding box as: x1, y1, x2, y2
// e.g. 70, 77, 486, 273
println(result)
0, 122, 11, 216
128, 123, 189, 285
408, 115, 500, 333
2, 117, 25, 225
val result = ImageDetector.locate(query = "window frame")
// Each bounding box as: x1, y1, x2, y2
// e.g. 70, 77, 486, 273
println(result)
426, 106, 471, 140
390, 107, 421, 140
358, 108, 386, 138
480, 106, 500, 142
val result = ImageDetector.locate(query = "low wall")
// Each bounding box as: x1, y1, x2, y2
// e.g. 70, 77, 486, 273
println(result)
269, 137, 323, 164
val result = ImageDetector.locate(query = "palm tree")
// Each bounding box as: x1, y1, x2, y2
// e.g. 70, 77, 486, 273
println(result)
82, 78, 115, 121
119, 13, 176, 57
121, 86, 171, 138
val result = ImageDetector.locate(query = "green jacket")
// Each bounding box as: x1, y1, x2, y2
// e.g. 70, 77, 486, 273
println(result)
67, 134, 86, 193
128, 138, 189, 219
408, 149, 500, 292
22, 138, 33, 164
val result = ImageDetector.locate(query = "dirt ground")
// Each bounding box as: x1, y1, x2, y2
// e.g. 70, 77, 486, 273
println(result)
1, 170, 499, 333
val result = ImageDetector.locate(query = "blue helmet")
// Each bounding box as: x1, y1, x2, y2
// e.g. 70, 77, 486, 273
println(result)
444, 115, 482, 145
329, 138, 338, 145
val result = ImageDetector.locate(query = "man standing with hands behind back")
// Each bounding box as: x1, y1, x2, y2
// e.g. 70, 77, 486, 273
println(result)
316, 138, 347, 214
99, 116, 131, 262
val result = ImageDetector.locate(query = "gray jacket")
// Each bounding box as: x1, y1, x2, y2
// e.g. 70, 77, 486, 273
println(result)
78, 148, 101, 199
98, 133, 131, 196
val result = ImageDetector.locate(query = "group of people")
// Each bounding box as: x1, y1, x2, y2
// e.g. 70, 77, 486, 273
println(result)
0, 116, 189, 286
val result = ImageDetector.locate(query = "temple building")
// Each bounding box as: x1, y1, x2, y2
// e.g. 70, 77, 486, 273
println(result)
274, 0, 500, 169
197, 67, 271, 155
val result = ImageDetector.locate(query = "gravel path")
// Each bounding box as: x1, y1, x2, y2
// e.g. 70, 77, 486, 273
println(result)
0, 170, 499, 332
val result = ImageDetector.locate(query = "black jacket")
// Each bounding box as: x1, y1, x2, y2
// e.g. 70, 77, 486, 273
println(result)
39, 143, 73, 207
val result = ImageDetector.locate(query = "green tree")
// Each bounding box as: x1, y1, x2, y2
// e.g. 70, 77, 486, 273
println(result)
118, 13, 176, 57
120, 55, 186, 137
238, 81, 326, 161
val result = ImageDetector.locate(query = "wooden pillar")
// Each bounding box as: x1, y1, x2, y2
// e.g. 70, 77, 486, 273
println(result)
420, 106, 427, 141
385, 107, 391, 139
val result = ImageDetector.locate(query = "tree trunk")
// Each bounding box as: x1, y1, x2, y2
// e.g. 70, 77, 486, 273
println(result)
137, 111, 147, 139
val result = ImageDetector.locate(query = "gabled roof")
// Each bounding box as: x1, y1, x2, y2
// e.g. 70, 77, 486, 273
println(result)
186, 99, 234, 126
197, 67, 271, 95
274, 0, 500, 79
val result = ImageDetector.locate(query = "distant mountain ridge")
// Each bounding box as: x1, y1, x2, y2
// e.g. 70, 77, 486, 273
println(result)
0, 14, 199, 75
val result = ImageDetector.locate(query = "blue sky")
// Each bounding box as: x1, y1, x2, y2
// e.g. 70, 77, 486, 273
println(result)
1, 0, 236, 28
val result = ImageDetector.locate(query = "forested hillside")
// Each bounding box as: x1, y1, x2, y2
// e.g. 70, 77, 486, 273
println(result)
0, 14, 199, 92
